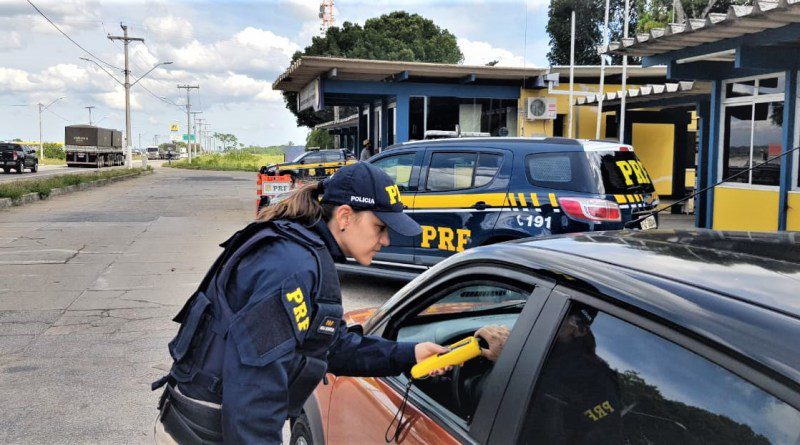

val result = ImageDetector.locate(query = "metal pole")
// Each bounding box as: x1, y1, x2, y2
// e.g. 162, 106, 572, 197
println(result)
567, 10, 576, 138
177, 85, 199, 161
108, 24, 144, 168
85, 106, 95, 125
38, 104, 43, 164
619, 0, 630, 143
596, 0, 611, 139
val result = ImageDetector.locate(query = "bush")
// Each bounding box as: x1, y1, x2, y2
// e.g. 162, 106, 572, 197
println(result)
0, 167, 150, 200
43, 142, 65, 160
168, 152, 284, 172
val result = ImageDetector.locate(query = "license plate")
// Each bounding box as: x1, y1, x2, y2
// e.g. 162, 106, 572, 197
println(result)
77, 153, 85, 158
262, 182, 292, 197
639, 215, 657, 230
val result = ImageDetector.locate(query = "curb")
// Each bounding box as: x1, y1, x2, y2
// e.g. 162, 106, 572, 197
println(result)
0, 169, 153, 210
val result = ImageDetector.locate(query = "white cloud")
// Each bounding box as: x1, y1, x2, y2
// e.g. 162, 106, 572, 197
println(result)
143, 16, 194, 46
458, 38, 526, 67
526, 0, 549, 11
0, 31, 22, 50
0, 67, 36, 91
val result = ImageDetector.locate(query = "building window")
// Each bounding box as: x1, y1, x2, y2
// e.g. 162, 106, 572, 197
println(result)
425, 97, 518, 136
721, 74, 785, 187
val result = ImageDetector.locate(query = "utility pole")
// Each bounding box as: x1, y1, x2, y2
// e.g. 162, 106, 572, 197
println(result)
108, 24, 144, 168
190, 111, 202, 158
85, 106, 95, 125
177, 85, 199, 161
196, 118, 206, 153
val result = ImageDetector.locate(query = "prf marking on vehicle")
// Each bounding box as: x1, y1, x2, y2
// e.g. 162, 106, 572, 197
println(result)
385, 184, 402, 205
420, 225, 471, 252
616, 160, 652, 186
584, 400, 615, 422
286, 287, 310, 331
516, 214, 551, 229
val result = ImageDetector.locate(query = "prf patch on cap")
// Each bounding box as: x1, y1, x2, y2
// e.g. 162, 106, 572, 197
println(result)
317, 316, 338, 335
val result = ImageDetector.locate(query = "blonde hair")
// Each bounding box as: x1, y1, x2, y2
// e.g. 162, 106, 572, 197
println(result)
256, 182, 340, 225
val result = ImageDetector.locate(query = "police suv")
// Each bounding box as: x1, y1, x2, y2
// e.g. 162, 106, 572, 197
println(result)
361, 137, 658, 275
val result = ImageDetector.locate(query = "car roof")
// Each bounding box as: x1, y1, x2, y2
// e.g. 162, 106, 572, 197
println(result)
453, 229, 800, 385
386, 137, 629, 153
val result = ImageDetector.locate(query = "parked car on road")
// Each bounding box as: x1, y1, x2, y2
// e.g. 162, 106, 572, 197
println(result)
0, 142, 38, 173
353, 137, 658, 277
293, 230, 800, 445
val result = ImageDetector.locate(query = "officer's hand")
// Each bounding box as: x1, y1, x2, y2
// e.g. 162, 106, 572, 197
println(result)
475, 325, 510, 362
414, 342, 451, 377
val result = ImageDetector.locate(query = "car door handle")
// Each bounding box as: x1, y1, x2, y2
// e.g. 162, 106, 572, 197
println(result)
472, 201, 487, 210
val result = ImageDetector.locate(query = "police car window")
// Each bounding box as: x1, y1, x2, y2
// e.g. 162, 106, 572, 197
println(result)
474, 153, 502, 188
520, 302, 800, 445
303, 153, 323, 163
322, 151, 341, 162
525, 152, 596, 194
372, 153, 416, 191
426, 152, 477, 191
394, 279, 533, 422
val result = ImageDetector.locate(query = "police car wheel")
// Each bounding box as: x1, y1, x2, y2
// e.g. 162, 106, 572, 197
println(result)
289, 414, 313, 445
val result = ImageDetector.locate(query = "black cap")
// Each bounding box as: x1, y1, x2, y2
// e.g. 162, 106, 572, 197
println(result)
321, 162, 422, 237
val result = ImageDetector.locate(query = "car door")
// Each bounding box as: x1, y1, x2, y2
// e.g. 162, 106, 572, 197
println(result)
412, 148, 511, 266
325, 263, 554, 444
487, 286, 800, 444
369, 149, 424, 264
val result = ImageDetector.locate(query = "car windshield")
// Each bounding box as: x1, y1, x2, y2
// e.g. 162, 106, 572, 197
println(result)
147, 147, 158, 152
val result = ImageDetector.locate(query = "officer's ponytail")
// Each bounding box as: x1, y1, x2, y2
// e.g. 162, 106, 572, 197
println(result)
255, 181, 337, 225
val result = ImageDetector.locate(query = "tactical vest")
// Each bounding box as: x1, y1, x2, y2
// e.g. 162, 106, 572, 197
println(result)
152, 219, 343, 417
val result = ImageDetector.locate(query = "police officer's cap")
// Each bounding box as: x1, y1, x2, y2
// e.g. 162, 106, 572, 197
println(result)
320, 162, 422, 237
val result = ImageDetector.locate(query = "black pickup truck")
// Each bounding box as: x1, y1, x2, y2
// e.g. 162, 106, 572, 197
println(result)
0, 143, 38, 174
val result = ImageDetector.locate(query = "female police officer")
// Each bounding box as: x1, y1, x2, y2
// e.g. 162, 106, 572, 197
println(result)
152, 162, 449, 444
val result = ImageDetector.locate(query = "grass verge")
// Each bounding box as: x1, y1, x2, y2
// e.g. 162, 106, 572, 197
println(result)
0, 167, 151, 200
166, 152, 284, 172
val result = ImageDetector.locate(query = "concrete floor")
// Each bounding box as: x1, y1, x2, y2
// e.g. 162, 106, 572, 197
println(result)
0, 166, 405, 444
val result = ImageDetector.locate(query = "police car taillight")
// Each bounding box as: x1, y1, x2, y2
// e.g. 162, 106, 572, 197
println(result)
558, 197, 621, 222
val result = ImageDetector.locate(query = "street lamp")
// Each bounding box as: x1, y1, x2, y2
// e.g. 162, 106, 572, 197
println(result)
79, 58, 172, 168
38, 96, 65, 165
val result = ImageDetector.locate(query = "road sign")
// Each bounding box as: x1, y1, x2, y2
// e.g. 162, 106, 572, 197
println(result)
170, 123, 180, 132
182, 134, 196, 141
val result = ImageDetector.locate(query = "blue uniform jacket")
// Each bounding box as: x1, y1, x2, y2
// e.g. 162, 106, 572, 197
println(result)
220, 220, 417, 443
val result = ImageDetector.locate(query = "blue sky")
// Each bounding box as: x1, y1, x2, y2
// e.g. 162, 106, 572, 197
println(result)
0, 0, 551, 147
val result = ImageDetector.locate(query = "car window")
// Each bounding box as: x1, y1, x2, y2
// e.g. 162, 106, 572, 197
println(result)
372, 152, 416, 191
519, 302, 800, 444
474, 153, 502, 187
394, 279, 535, 422
323, 151, 341, 162
303, 153, 323, 163
426, 152, 477, 191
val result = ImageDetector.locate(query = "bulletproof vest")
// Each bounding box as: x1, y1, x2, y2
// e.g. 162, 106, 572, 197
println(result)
152, 219, 342, 416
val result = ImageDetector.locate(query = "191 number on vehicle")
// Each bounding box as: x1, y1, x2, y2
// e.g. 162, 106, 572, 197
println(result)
516, 214, 551, 229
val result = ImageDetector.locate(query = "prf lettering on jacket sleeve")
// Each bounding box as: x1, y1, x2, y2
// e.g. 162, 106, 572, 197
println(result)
583, 400, 615, 421
420, 225, 471, 252
385, 184, 401, 205
285, 287, 310, 331
616, 160, 652, 186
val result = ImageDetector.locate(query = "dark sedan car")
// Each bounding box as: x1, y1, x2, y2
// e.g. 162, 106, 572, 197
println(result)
293, 230, 800, 445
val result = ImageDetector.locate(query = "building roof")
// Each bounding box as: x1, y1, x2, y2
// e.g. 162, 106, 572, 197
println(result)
273, 56, 548, 92
575, 80, 712, 107
272, 57, 668, 93
602, 0, 800, 57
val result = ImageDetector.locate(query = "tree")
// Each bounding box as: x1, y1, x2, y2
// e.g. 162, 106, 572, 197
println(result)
306, 128, 335, 149
283, 11, 463, 128
636, 0, 748, 34
547, 0, 636, 66
213, 132, 238, 151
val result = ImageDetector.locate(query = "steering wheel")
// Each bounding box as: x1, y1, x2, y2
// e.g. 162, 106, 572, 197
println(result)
449, 338, 491, 419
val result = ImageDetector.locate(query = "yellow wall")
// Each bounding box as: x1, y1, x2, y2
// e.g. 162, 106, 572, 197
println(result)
518, 83, 625, 139
788, 192, 800, 231
713, 187, 780, 231
632, 123, 674, 196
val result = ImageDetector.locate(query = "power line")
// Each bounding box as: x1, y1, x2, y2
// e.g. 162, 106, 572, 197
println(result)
25, 0, 122, 71
46, 108, 74, 123
138, 81, 184, 110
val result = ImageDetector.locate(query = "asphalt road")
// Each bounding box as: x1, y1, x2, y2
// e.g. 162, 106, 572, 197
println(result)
0, 165, 407, 443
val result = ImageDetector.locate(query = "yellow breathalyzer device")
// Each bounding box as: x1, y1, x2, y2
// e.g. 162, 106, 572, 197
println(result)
410, 336, 482, 379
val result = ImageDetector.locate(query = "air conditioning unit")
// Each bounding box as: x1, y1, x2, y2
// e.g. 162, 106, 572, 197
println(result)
526, 97, 557, 120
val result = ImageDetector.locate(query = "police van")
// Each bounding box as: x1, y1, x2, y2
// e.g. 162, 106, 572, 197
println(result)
362, 137, 658, 275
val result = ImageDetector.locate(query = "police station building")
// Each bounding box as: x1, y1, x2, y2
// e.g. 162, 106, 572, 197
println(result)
606, 0, 800, 232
